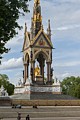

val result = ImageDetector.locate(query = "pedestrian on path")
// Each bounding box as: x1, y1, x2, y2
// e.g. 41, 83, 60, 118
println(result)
26, 114, 30, 120
17, 113, 21, 120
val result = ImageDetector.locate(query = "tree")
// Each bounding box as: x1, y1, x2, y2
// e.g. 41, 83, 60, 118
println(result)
0, 0, 30, 60
61, 76, 80, 98
0, 74, 14, 95
75, 84, 80, 98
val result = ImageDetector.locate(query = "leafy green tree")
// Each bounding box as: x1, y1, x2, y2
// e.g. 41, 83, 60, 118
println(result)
75, 84, 80, 98
0, 0, 30, 60
0, 74, 14, 95
61, 76, 80, 98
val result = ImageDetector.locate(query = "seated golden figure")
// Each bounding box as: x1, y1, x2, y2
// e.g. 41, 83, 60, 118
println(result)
35, 65, 40, 76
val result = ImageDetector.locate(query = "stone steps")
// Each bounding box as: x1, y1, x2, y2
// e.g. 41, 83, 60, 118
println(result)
11, 93, 78, 100
2, 111, 80, 118
30, 93, 78, 100
0, 107, 80, 118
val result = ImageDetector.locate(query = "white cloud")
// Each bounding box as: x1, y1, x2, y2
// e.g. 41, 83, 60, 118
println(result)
52, 0, 80, 5
55, 61, 80, 67
6, 33, 23, 47
54, 72, 70, 81
54, 24, 80, 31
54, 49, 80, 60
55, 71, 80, 81
0, 57, 23, 70
62, 73, 70, 78
54, 69, 80, 80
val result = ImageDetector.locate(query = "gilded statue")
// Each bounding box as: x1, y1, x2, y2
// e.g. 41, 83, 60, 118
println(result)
35, 65, 40, 76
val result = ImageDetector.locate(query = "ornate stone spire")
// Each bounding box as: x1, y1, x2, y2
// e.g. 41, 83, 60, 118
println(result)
47, 19, 51, 40
30, 0, 42, 39
25, 22, 27, 33
24, 22, 27, 40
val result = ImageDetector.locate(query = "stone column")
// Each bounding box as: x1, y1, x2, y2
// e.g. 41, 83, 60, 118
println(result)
47, 62, 51, 84
33, 61, 35, 82
23, 63, 29, 84
30, 61, 35, 83
51, 67, 53, 83
27, 64, 29, 78
23, 63, 27, 84
39, 61, 44, 84
42, 63, 44, 84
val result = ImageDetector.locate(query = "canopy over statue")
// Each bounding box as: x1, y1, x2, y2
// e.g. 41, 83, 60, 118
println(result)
23, 0, 53, 85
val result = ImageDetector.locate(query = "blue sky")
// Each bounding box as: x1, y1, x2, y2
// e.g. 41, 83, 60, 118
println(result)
0, 0, 80, 85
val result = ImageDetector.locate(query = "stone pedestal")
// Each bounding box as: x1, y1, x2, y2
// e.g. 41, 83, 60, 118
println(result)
35, 75, 43, 85
14, 78, 62, 100
14, 84, 62, 100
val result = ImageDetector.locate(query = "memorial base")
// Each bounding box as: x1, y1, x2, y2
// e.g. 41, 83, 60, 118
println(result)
14, 83, 62, 100
35, 75, 43, 85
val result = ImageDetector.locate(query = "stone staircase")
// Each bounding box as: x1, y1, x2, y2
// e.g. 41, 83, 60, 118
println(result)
30, 93, 78, 100
11, 93, 78, 100
0, 106, 80, 119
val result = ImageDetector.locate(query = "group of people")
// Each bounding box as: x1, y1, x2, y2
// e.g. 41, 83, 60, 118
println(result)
17, 105, 38, 120
17, 113, 30, 120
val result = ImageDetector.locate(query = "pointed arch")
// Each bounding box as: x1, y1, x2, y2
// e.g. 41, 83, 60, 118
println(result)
34, 50, 48, 61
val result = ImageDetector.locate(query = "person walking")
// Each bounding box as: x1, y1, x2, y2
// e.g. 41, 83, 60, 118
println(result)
26, 114, 30, 120
17, 113, 21, 120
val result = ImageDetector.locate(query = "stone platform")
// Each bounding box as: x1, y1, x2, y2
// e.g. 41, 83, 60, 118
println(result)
0, 97, 12, 106
14, 81, 62, 95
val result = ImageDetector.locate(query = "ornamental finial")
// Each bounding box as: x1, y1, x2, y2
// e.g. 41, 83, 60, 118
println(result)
25, 22, 27, 32
34, 0, 40, 4
47, 19, 51, 40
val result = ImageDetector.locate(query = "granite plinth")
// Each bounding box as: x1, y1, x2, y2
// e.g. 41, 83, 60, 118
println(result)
35, 75, 43, 85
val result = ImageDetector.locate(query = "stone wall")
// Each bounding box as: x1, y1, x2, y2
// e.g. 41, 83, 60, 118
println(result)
0, 97, 12, 106
12, 99, 80, 106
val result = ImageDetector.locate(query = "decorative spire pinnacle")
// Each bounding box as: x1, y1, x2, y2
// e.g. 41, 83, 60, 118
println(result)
34, 0, 40, 4
41, 24, 44, 31
24, 22, 27, 40
25, 22, 27, 33
47, 19, 51, 40
48, 19, 51, 31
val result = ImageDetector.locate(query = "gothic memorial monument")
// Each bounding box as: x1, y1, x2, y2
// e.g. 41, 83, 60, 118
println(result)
14, 0, 62, 97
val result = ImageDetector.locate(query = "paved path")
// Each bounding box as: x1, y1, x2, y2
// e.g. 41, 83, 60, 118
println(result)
0, 106, 80, 120
2, 117, 80, 120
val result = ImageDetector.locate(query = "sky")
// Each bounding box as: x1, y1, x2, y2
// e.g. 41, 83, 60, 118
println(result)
0, 0, 80, 85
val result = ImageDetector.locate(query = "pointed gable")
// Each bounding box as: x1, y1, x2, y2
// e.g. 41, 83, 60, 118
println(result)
23, 32, 30, 51
31, 29, 53, 48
